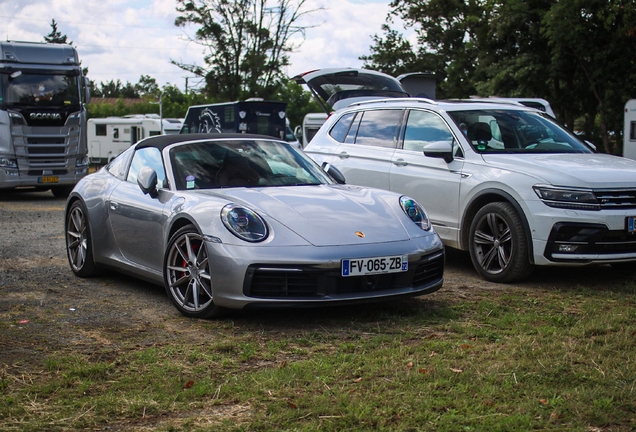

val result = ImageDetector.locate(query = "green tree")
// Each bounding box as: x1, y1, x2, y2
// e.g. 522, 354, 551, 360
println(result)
44, 19, 72, 44
173, 0, 319, 101
367, 0, 636, 153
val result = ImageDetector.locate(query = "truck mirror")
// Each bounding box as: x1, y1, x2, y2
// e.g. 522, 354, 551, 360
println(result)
83, 77, 91, 104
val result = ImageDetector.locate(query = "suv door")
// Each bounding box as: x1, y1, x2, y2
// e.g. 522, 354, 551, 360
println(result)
389, 109, 464, 246
328, 109, 404, 190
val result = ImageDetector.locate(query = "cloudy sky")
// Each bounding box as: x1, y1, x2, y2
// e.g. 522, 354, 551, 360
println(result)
0, 0, 411, 91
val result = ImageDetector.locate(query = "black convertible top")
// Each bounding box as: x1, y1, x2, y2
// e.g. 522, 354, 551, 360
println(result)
135, 133, 278, 151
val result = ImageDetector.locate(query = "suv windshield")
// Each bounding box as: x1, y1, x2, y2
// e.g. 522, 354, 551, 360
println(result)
448, 109, 592, 153
1, 72, 80, 107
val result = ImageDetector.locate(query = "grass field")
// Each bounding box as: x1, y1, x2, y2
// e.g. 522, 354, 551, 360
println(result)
1, 272, 635, 431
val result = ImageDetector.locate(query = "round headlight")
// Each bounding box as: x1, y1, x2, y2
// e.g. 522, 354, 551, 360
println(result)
221, 204, 268, 242
399, 196, 431, 231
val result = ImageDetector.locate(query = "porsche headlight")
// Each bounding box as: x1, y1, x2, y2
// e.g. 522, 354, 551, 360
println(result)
221, 204, 268, 242
533, 185, 599, 210
400, 196, 431, 231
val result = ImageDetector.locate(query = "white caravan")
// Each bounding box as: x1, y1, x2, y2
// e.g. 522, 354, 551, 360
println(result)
87, 115, 183, 165
294, 113, 329, 148
624, 99, 636, 160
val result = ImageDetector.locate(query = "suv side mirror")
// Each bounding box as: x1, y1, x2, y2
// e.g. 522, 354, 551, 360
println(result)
137, 166, 158, 198
321, 162, 346, 184
423, 140, 454, 163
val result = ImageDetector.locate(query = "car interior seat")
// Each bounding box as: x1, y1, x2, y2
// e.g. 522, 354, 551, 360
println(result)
215, 151, 260, 187
467, 122, 493, 144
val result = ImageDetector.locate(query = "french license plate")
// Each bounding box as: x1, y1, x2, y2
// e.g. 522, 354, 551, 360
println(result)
628, 216, 636, 233
341, 255, 408, 277
38, 176, 59, 184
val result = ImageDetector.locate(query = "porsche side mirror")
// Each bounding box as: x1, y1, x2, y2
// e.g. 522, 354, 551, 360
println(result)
321, 162, 346, 184
137, 166, 158, 198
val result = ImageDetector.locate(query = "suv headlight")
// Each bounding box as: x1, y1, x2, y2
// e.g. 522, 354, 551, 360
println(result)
221, 204, 268, 242
533, 185, 599, 210
400, 196, 431, 230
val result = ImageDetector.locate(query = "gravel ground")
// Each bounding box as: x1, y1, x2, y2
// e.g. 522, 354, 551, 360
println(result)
1, 189, 633, 368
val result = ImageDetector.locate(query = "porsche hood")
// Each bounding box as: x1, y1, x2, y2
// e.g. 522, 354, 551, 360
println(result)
214, 185, 416, 246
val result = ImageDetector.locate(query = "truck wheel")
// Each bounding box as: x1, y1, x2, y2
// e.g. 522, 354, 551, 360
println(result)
469, 202, 533, 283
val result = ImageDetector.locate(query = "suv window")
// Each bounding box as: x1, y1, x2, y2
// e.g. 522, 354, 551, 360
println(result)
353, 109, 402, 148
329, 112, 355, 142
403, 110, 454, 152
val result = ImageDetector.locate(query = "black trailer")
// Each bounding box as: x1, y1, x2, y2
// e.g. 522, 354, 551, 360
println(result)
180, 100, 288, 140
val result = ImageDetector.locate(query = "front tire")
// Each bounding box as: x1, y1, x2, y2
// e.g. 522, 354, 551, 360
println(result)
65, 200, 100, 277
469, 202, 533, 283
164, 225, 225, 318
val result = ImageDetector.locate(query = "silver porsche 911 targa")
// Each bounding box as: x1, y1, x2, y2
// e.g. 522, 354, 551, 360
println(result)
65, 134, 444, 318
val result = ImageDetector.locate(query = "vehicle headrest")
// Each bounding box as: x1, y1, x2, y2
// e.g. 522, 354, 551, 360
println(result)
467, 122, 492, 142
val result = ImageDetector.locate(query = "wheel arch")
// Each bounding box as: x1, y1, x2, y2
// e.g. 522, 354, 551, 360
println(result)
167, 216, 199, 245
460, 188, 534, 264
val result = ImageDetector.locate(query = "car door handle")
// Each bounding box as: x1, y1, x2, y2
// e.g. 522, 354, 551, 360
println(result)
338, 152, 350, 159
110, 202, 119, 211
393, 159, 408, 166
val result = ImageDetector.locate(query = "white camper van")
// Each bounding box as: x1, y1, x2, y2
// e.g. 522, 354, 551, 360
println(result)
624, 99, 636, 160
294, 113, 329, 148
87, 115, 183, 165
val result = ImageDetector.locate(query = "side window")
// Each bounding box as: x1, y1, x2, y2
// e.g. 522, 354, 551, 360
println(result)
107, 148, 134, 180
403, 110, 454, 152
329, 112, 355, 142
354, 109, 402, 148
95, 124, 106, 136
126, 147, 166, 188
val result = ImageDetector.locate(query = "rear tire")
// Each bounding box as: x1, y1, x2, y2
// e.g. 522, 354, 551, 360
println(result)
164, 225, 226, 319
469, 202, 533, 283
65, 200, 101, 277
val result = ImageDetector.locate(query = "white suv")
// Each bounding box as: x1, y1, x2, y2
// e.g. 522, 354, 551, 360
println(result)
304, 96, 636, 282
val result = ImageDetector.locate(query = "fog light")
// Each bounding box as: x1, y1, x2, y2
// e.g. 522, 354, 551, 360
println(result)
558, 244, 578, 252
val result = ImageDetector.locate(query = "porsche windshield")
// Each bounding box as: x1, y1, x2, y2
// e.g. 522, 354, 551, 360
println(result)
1, 72, 80, 107
448, 109, 593, 153
169, 140, 332, 190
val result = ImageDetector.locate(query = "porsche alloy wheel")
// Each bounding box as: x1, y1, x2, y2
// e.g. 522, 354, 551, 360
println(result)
65, 201, 100, 277
164, 225, 224, 318
469, 202, 533, 283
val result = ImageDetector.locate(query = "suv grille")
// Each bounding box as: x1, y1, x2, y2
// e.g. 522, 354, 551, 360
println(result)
595, 189, 636, 209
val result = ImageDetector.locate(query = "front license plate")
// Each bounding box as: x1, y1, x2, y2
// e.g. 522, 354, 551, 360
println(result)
628, 216, 636, 233
341, 255, 408, 277
38, 176, 59, 184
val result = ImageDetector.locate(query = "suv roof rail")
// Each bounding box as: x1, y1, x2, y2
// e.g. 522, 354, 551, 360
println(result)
348, 97, 438, 108
445, 98, 525, 107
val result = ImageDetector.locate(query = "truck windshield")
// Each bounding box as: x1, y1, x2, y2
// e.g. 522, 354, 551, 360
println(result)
1, 73, 80, 107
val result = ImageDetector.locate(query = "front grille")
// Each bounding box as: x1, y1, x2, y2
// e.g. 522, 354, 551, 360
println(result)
594, 189, 636, 209
545, 222, 636, 261
245, 251, 444, 299
27, 146, 66, 154
27, 137, 66, 145
27, 169, 68, 176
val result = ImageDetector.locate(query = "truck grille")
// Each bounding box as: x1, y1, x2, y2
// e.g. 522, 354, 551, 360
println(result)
27, 146, 66, 154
